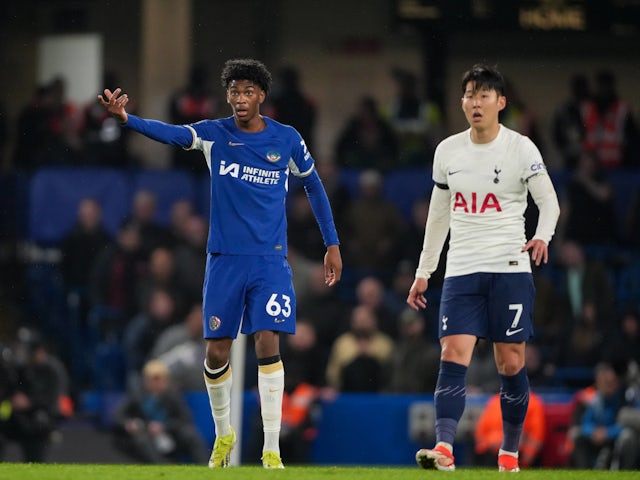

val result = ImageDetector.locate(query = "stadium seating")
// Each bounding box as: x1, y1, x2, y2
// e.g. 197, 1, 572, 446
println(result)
28, 167, 131, 243
131, 169, 198, 224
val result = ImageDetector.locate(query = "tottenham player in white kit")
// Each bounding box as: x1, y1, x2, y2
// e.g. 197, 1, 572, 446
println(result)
407, 64, 560, 472
99, 59, 342, 469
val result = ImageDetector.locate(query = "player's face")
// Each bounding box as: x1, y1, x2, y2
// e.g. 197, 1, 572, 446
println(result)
461, 81, 506, 131
227, 80, 265, 123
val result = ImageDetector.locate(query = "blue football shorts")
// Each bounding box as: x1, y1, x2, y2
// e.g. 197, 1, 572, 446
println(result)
437, 272, 535, 342
202, 254, 296, 339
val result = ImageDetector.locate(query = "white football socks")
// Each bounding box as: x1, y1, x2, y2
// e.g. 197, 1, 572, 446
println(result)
204, 360, 232, 438
258, 361, 284, 454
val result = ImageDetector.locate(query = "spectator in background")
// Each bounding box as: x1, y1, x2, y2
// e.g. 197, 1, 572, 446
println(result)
384, 308, 439, 394
582, 69, 640, 170
59, 197, 112, 387
173, 214, 208, 306
387, 68, 444, 166
151, 302, 205, 393
13, 84, 57, 171
276, 321, 328, 461
553, 240, 615, 326
500, 76, 545, 154
558, 149, 618, 248
341, 169, 405, 278
325, 305, 394, 392
550, 241, 614, 375
112, 359, 208, 464
335, 96, 399, 171
166, 198, 195, 248
474, 391, 546, 469
296, 263, 349, 348
89, 219, 147, 320
626, 186, 640, 249
0, 329, 71, 462
530, 267, 563, 357
281, 319, 329, 390
524, 342, 556, 391
314, 157, 351, 230
353, 275, 399, 340
551, 74, 591, 170
264, 65, 317, 152
45, 76, 83, 164
127, 190, 173, 259
123, 287, 179, 390
397, 197, 447, 291
60, 198, 111, 294
287, 187, 327, 262
385, 260, 421, 317
168, 65, 220, 176
603, 309, 640, 378
135, 246, 187, 318
571, 362, 640, 470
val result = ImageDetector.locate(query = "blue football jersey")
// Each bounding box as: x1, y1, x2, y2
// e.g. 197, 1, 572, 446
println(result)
186, 116, 314, 256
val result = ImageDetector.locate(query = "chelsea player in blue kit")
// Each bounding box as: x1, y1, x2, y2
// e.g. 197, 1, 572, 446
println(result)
99, 59, 342, 469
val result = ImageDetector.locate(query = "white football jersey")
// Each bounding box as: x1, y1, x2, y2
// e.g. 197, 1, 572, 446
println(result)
433, 125, 548, 277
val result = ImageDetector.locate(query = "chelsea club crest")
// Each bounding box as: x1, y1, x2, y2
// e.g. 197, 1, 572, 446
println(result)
209, 315, 221, 331
266, 151, 281, 162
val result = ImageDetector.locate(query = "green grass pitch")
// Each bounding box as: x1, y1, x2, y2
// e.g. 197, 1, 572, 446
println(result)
1, 464, 639, 480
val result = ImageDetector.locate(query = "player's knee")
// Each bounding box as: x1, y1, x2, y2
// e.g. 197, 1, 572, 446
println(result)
500, 363, 523, 376
205, 339, 232, 368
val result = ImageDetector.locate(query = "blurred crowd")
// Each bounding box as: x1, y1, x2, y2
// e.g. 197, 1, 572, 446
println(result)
1, 64, 640, 467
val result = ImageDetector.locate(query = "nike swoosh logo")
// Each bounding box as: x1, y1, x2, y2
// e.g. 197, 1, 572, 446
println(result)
448, 170, 462, 175
274, 318, 285, 323
505, 328, 524, 336
228, 141, 244, 146
269, 388, 280, 393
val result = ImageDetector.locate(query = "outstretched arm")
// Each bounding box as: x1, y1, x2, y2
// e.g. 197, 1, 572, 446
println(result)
98, 88, 194, 148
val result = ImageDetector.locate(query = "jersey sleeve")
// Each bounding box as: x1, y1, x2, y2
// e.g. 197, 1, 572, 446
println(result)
519, 136, 559, 243
301, 169, 340, 246
287, 128, 315, 178
124, 114, 193, 148
432, 142, 448, 186
519, 136, 546, 182
186, 120, 218, 152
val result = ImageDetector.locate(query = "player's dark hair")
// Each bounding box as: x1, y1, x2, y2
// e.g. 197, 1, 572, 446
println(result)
461, 63, 505, 96
221, 58, 272, 95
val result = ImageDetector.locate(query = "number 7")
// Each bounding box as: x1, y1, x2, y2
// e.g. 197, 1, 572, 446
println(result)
508, 304, 523, 329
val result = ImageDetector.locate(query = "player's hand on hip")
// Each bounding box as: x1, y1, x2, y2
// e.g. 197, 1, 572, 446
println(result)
407, 277, 428, 311
324, 245, 342, 287
522, 238, 549, 266
98, 88, 129, 124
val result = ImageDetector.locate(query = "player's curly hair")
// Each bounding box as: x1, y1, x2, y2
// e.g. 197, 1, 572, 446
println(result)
221, 59, 272, 95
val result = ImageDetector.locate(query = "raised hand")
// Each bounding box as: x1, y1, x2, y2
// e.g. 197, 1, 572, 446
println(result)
98, 88, 129, 124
